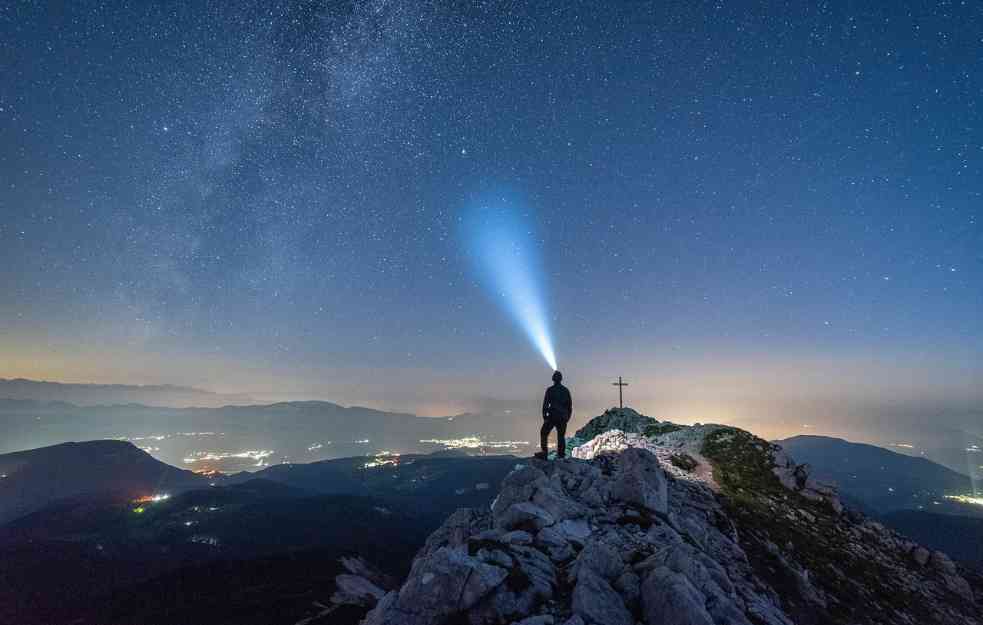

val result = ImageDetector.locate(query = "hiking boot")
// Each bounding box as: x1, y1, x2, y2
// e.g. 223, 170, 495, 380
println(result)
533, 451, 549, 460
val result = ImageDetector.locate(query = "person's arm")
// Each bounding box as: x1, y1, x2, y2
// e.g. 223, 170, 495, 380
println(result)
542, 389, 549, 419
565, 389, 573, 420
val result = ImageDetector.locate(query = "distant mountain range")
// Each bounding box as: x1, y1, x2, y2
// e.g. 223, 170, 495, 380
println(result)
775, 435, 978, 516
0, 396, 537, 470
0, 440, 207, 525
0, 377, 255, 408
775, 435, 983, 573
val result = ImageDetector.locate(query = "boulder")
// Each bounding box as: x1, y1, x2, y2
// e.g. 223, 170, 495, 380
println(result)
420, 508, 485, 558
535, 526, 575, 562
911, 546, 930, 566
609, 447, 668, 514
332, 573, 386, 607
572, 567, 634, 625
613, 569, 641, 607
492, 465, 549, 519
497, 502, 556, 531
641, 566, 715, 625
556, 518, 592, 546
574, 539, 624, 580
533, 476, 588, 521
399, 547, 507, 613
503, 530, 534, 545
364, 546, 509, 625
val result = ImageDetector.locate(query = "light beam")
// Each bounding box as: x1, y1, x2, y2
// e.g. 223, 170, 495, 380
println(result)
462, 197, 557, 370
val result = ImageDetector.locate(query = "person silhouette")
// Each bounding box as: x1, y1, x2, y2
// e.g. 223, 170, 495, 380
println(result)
535, 370, 572, 459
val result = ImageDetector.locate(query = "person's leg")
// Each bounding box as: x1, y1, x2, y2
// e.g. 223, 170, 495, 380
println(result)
540, 420, 553, 455
556, 419, 568, 457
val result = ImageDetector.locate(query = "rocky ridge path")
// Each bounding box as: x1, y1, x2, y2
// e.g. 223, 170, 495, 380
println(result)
346, 409, 982, 625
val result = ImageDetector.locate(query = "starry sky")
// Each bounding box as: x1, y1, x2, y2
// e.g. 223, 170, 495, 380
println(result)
1, 1, 981, 441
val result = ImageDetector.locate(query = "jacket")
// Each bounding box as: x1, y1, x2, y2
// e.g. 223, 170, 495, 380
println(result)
542, 383, 572, 422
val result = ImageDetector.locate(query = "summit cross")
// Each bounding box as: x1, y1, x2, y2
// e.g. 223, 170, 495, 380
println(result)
612, 376, 629, 409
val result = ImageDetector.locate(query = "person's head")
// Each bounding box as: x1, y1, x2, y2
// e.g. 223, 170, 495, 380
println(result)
552, 370, 563, 384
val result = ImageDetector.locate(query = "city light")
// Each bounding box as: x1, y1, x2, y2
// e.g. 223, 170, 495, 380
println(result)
420, 437, 530, 450
118, 432, 223, 442
182, 450, 274, 467
945, 494, 983, 507
364, 451, 401, 469
132, 493, 171, 510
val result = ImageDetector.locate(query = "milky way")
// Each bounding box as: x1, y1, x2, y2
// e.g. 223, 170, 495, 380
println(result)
1, 2, 980, 436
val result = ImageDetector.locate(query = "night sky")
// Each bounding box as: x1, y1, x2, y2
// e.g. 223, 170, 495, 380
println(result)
2, 1, 981, 440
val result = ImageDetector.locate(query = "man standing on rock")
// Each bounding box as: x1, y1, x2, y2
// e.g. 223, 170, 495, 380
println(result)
536, 370, 573, 460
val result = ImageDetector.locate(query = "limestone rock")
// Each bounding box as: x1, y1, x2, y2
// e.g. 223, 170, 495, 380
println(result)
361, 409, 982, 625
555, 518, 592, 546
609, 447, 668, 514
503, 530, 534, 545
641, 566, 715, 625
573, 539, 624, 580
535, 526, 575, 562
497, 501, 556, 531
567, 407, 657, 448
572, 567, 634, 625
333, 573, 387, 607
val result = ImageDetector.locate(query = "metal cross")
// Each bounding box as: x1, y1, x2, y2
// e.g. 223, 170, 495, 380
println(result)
612, 376, 629, 409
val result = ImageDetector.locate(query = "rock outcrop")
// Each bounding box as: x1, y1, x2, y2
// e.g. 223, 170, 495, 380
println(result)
347, 409, 982, 625
564, 407, 658, 451
770, 448, 843, 514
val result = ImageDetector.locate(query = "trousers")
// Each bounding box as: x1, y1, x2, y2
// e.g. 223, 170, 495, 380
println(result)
540, 416, 568, 457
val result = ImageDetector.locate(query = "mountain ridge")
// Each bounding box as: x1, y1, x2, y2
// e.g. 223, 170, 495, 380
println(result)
0, 377, 256, 408
347, 408, 982, 625
775, 434, 975, 515
0, 439, 207, 525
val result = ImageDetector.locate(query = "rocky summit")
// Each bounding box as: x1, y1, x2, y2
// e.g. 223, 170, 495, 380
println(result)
343, 409, 982, 625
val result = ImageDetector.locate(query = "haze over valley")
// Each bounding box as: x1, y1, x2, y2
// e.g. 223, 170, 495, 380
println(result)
2, 378, 981, 484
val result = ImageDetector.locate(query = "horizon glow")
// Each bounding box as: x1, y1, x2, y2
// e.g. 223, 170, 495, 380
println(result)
462, 198, 558, 371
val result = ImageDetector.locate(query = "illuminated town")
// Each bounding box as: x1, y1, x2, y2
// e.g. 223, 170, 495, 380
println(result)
944, 494, 983, 507
132, 492, 171, 514
363, 451, 400, 469
182, 449, 274, 467
119, 432, 224, 442
419, 437, 530, 451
